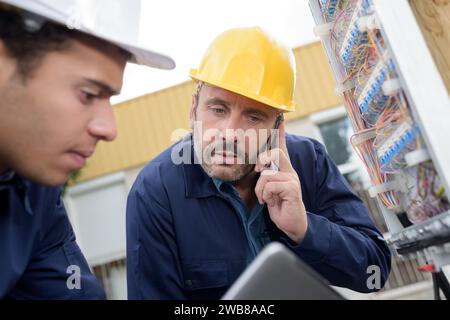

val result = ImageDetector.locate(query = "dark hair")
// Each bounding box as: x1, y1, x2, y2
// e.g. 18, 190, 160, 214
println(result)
0, 6, 130, 79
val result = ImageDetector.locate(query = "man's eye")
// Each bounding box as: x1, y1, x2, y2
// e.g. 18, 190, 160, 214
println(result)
248, 115, 262, 123
211, 107, 226, 114
80, 90, 99, 104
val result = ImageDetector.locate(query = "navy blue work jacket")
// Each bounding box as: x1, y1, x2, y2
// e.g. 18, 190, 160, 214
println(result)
0, 173, 105, 299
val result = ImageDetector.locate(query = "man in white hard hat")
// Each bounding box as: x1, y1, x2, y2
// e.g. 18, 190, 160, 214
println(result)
0, 0, 174, 299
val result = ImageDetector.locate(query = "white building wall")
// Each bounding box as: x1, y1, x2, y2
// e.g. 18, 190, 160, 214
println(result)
64, 173, 128, 266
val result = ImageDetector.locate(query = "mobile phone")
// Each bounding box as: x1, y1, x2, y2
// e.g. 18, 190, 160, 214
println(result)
267, 114, 284, 171
274, 113, 284, 130
268, 113, 284, 150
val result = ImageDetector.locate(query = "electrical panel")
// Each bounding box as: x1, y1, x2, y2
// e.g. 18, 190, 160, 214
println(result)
309, 0, 450, 270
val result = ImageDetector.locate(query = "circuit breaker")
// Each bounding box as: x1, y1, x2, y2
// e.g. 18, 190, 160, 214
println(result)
309, 0, 450, 270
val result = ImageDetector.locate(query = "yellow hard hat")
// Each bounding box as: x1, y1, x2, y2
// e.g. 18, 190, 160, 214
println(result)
190, 27, 296, 112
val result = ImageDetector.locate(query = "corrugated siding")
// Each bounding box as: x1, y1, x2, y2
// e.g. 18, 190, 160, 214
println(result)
78, 41, 340, 181
287, 42, 341, 121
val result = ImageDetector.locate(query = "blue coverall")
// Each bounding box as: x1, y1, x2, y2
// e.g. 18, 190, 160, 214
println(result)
0, 172, 105, 299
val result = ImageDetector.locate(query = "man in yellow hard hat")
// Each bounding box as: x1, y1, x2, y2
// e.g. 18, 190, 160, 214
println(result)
126, 27, 391, 299
0, 0, 174, 299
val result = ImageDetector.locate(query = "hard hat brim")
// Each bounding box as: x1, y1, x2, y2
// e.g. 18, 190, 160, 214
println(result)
93, 32, 176, 70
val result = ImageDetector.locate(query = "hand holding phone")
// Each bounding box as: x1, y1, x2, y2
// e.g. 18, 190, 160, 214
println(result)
254, 114, 308, 244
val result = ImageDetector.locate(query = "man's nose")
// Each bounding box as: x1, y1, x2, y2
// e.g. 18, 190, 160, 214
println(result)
87, 101, 118, 142
220, 114, 243, 141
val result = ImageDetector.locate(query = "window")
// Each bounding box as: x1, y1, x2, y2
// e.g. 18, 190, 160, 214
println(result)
315, 111, 386, 232
318, 117, 353, 166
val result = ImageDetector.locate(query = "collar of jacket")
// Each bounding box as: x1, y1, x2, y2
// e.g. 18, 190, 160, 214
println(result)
180, 134, 224, 199
0, 171, 34, 215
0, 171, 15, 182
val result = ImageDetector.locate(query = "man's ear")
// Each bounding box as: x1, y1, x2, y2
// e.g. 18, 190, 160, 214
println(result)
189, 94, 196, 129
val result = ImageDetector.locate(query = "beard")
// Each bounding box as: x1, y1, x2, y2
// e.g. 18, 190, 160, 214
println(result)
193, 134, 262, 182
201, 161, 255, 182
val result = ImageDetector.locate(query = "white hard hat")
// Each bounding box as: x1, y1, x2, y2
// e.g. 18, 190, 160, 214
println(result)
0, 0, 175, 69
